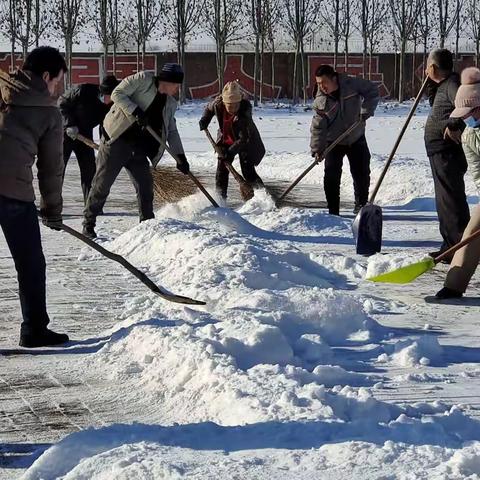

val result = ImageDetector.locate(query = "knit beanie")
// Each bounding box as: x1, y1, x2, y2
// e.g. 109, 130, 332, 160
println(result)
222, 81, 242, 103
450, 67, 480, 118
157, 63, 184, 84
99, 75, 120, 95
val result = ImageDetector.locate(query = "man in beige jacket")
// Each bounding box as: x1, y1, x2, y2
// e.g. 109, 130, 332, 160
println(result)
436, 67, 480, 299
83, 63, 189, 238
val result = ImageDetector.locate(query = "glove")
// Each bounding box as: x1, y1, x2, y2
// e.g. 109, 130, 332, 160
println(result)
313, 152, 324, 163
42, 216, 63, 231
66, 126, 79, 140
199, 119, 209, 131
219, 145, 234, 163
176, 153, 190, 175
361, 113, 370, 122
133, 107, 148, 127
444, 126, 462, 144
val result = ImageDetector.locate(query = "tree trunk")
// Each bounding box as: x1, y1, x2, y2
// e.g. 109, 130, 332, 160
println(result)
301, 40, 307, 104
113, 43, 117, 77
271, 45, 276, 103
254, 29, 259, 106
292, 42, 299, 105
399, 38, 406, 102
259, 34, 264, 104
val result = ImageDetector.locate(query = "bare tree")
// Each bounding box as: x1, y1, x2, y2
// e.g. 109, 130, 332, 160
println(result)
250, 0, 263, 106
0, 0, 45, 64
263, 0, 281, 102
321, 0, 341, 69
358, 0, 387, 79
283, 0, 320, 104
128, 0, 163, 71
52, 0, 85, 87
466, 0, 480, 66
33, 0, 50, 47
0, 0, 18, 71
418, 0, 433, 71
93, 0, 109, 73
437, 0, 460, 48
164, 0, 204, 103
108, 0, 126, 76
339, 0, 351, 70
389, 0, 424, 101
204, 0, 244, 91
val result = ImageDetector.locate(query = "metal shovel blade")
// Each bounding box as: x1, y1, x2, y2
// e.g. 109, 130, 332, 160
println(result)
352, 204, 383, 256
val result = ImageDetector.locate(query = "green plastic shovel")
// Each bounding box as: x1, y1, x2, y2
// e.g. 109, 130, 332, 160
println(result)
367, 227, 480, 284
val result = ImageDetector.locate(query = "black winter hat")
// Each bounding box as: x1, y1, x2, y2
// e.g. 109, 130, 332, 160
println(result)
157, 63, 184, 84
99, 75, 120, 95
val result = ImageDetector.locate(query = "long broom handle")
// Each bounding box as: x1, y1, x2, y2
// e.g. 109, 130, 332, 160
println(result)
204, 128, 251, 187
368, 76, 429, 204
435, 227, 480, 264
277, 120, 362, 204
145, 125, 219, 208
77, 133, 99, 150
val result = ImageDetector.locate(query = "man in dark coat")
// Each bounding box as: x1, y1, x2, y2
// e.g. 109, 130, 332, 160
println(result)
199, 80, 265, 199
425, 48, 470, 261
0, 46, 69, 347
59, 75, 119, 204
310, 65, 379, 215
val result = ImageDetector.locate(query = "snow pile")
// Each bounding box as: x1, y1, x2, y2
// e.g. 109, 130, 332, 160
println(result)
366, 252, 432, 278
378, 336, 443, 367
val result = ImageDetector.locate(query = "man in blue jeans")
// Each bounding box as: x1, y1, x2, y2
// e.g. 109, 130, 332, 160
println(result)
0, 47, 69, 348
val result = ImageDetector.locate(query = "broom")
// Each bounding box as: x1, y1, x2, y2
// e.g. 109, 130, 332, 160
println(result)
76, 134, 197, 204
204, 128, 254, 201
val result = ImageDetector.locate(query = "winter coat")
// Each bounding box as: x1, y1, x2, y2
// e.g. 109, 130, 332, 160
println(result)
199, 96, 265, 166
59, 83, 109, 137
461, 126, 480, 192
103, 71, 184, 163
424, 73, 465, 156
0, 70, 63, 219
310, 74, 379, 154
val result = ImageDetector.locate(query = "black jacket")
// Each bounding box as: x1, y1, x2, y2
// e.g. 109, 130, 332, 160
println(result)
59, 83, 109, 137
424, 73, 465, 156
200, 96, 265, 166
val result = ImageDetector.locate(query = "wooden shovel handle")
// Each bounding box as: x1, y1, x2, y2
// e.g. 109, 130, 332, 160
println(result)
77, 133, 99, 150
368, 77, 429, 204
204, 128, 251, 187
145, 125, 219, 208
435, 227, 480, 264
277, 120, 362, 204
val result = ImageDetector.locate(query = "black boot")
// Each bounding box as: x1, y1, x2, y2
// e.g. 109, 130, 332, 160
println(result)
82, 225, 97, 239
435, 287, 463, 299
19, 328, 69, 348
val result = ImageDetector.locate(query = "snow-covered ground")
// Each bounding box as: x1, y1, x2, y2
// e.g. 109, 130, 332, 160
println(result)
2, 101, 480, 479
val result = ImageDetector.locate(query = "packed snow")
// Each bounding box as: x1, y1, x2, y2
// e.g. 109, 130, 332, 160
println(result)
9, 101, 480, 479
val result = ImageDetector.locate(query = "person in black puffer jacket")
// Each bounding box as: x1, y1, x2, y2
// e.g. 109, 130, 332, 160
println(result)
59, 75, 119, 204
424, 49, 470, 261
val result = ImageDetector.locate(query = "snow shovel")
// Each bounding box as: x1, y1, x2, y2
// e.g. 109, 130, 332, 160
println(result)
145, 125, 219, 208
204, 128, 254, 201
352, 76, 429, 256
275, 120, 362, 206
57, 222, 206, 305
367, 227, 480, 284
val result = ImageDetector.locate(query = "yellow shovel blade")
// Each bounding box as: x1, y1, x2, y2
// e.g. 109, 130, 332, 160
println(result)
367, 257, 436, 284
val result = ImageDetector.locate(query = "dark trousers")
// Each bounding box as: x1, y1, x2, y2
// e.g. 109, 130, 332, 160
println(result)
216, 155, 263, 198
63, 134, 96, 205
429, 149, 470, 251
0, 195, 50, 336
83, 138, 154, 228
324, 135, 371, 215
